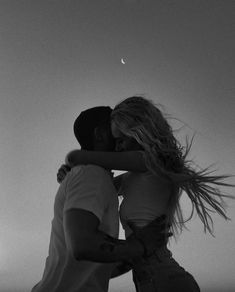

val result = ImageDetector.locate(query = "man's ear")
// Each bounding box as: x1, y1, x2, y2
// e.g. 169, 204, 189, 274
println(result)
94, 127, 104, 142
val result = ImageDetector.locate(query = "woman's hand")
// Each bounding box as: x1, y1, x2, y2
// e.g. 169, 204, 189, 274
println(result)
57, 164, 71, 183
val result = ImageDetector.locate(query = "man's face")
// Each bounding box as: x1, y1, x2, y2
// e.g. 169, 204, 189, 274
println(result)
104, 126, 116, 151
95, 125, 116, 151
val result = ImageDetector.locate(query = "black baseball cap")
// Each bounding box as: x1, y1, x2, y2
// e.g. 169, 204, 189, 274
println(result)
73, 106, 113, 149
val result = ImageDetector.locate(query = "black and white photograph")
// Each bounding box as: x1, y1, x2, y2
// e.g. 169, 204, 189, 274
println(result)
0, 1, 234, 291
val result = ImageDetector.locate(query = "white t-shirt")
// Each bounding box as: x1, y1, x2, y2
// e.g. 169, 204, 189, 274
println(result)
32, 165, 119, 292
119, 171, 171, 237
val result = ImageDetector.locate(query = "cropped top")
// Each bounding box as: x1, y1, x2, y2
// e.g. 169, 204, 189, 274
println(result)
118, 171, 171, 237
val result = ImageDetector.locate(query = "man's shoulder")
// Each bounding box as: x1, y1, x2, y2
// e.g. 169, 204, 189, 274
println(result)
65, 165, 115, 200
69, 165, 109, 180
84, 165, 113, 182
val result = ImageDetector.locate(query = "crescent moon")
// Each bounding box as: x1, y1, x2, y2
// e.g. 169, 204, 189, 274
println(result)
121, 58, 126, 64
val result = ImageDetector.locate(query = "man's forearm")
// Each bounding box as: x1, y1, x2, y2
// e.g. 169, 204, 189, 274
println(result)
66, 211, 168, 264
73, 231, 144, 263
111, 261, 133, 278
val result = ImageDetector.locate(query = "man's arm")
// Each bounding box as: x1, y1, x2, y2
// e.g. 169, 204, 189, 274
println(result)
110, 261, 132, 278
64, 208, 145, 263
64, 209, 169, 263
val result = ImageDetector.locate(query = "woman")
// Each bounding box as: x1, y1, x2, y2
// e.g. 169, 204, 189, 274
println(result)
58, 96, 233, 292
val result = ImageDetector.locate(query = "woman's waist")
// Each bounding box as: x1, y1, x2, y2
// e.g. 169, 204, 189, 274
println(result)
120, 213, 166, 237
120, 200, 167, 226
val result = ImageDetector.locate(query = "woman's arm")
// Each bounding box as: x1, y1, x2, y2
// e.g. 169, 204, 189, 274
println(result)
65, 150, 147, 172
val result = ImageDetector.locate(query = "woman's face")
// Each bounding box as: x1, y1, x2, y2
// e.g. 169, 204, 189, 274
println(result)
111, 122, 142, 152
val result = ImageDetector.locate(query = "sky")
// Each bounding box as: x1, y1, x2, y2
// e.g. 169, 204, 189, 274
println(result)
0, 0, 235, 291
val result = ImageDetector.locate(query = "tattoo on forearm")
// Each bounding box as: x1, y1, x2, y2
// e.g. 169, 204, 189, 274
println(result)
99, 235, 126, 254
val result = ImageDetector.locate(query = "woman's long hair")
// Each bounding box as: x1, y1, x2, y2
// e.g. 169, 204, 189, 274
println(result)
111, 96, 234, 236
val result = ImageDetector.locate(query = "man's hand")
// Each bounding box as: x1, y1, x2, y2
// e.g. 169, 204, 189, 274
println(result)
127, 215, 172, 257
111, 261, 133, 278
57, 164, 71, 183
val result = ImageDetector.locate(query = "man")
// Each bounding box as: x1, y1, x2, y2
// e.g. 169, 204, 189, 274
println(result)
32, 106, 168, 292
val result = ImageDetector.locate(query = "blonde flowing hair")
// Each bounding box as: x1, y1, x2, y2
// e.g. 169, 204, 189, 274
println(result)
111, 96, 234, 236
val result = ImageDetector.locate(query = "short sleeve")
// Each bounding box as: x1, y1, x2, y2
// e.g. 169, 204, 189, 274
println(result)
63, 166, 109, 221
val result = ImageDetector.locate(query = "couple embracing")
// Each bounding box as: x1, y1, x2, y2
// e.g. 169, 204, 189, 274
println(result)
32, 96, 233, 292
